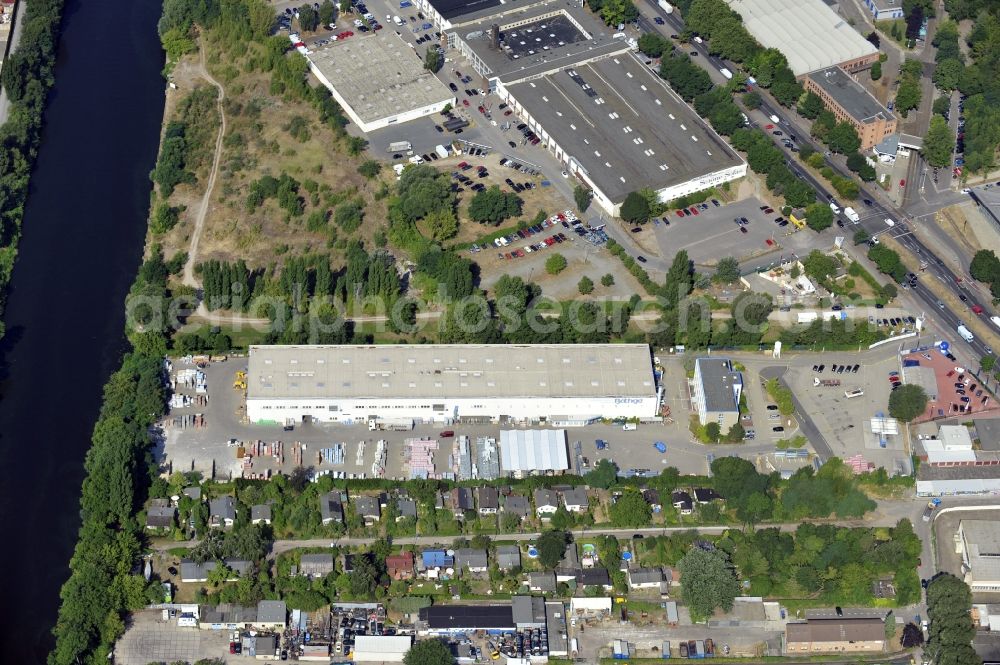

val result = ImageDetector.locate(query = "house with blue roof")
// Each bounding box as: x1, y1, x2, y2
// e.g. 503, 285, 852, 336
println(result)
422, 549, 455, 569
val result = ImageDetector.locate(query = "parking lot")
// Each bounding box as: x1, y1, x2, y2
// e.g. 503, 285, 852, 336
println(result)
115, 611, 233, 665
648, 197, 816, 269
573, 619, 781, 660
900, 346, 992, 420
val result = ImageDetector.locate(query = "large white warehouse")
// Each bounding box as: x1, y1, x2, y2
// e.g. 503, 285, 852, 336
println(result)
246, 344, 658, 424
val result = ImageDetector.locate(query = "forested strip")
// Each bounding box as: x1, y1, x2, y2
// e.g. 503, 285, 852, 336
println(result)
0, 0, 65, 336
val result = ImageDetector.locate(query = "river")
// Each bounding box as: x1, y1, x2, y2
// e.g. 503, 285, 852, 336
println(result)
0, 0, 164, 660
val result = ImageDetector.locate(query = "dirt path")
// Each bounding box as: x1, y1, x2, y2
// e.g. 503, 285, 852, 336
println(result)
182, 45, 227, 289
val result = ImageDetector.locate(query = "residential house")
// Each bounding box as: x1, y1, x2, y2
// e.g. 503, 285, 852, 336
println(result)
502, 494, 530, 518
146, 500, 176, 531
254, 600, 287, 631
209, 496, 237, 529
182, 486, 202, 501
556, 542, 581, 582
693, 488, 722, 504
387, 552, 415, 580
562, 487, 589, 513
497, 545, 521, 571
354, 496, 381, 524
343, 552, 370, 574
299, 553, 335, 578
250, 503, 272, 525
576, 568, 612, 590
671, 491, 693, 515
180, 558, 250, 583
528, 571, 557, 593
456, 548, 489, 574
628, 567, 665, 589
534, 488, 559, 518
451, 487, 475, 518
642, 488, 662, 512
421, 549, 455, 577
785, 618, 886, 653
396, 498, 417, 521
319, 492, 345, 525
475, 487, 500, 515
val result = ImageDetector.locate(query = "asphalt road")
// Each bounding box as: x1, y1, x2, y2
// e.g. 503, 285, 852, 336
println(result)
758, 365, 834, 462
639, 0, 995, 365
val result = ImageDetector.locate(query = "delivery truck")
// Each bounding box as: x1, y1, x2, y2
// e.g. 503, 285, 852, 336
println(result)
719, 67, 733, 79
657, 0, 674, 12
958, 324, 975, 343
843, 206, 860, 223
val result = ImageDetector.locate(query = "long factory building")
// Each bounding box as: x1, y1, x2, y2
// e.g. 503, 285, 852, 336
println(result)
246, 344, 659, 424
415, 0, 747, 217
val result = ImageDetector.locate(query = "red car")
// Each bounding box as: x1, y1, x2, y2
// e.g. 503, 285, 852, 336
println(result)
675, 209, 684, 217
765, 238, 775, 246
504, 110, 513, 116
765, 124, 774, 129
900, 179, 906, 187
462, 99, 470, 106
972, 304, 984, 315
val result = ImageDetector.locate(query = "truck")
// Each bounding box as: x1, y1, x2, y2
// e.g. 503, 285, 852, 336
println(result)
719, 67, 733, 79
958, 324, 975, 343
657, 0, 674, 12
923, 498, 942, 522
387, 140, 412, 153
622, 423, 637, 431
368, 417, 414, 431
434, 144, 450, 159
843, 206, 860, 223
570, 639, 578, 658
992, 315, 1000, 329
813, 377, 841, 387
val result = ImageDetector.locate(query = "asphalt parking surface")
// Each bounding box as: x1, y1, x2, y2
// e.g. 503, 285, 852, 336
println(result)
651, 198, 807, 268
115, 611, 232, 665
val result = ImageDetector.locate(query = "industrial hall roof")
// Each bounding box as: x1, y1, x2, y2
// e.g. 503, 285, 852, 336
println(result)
247, 344, 655, 400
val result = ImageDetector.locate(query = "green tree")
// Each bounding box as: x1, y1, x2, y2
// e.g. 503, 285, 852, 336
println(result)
620, 191, 651, 224
926, 573, 976, 664
678, 546, 741, 620
585, 459, 619, 489
704, 422, 721, 442
536, 530, 570, 570
318, 0, 336, 26
932, 58, 964, 91
802, 250, 838, 282
574, 185, 593, 212
601, 273, 615, 287
609, 489, 652, 527
713, 257, 741, 284
888, 384, 928, 422
732, 290, 773, 328
924, 115, 956, 168
853, 228, 871, 245
870, 60, 882, 80
545, 253, 568, 275
798, 91, 825, 120
358, 160, 381, 179
404, 638, 454, 665
804, 202, 834, 231
578, 276, 595, 295
424, 47, 442, 72
663, 251, 693, 310
298, 4, 319, 31
424, 208, 459, 241
827, 122, 862, 154
638, 32, 670, 57
467, 186, 522, 224
742, 90, 762, 110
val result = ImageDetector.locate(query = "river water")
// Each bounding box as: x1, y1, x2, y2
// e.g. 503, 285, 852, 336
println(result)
0, 0, 164, 660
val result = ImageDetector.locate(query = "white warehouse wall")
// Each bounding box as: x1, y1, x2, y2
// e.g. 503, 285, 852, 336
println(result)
248, 395, 658, 424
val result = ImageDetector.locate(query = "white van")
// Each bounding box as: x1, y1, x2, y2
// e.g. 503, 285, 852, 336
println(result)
393, 15, 403, 25
622, 423, 637, 431
884, 217, 895, 227
845, 389, 865, 399
829, 202, 840, 214
991, 315, 1000, 329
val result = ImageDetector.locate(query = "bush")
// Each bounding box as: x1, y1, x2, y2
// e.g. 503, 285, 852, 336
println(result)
578, 276, 594, 295
621, 191, 650, 224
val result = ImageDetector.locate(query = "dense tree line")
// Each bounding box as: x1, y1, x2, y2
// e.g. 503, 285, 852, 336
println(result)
729, 128, 817, 208
658, 54, 713, 102
679, 0, 802, 106
925, 573, 980, 664
585, 0, 639, 28
49, 351, 168, 664
0, 0, 67, 334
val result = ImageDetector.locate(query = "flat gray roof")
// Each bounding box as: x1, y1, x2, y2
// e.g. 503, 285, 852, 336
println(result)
725, 0, 877, 76
807, 67, 893, 125
918, 465, 1000, 481
500, 429, 569, 471
962, 520, 1000, 583
456, 2, 625, 81
505, 53, 744, 203
247, 344, 655, 400
976, 419, 1000, 451
696, 358, 742, 413
305, 32, 453, 125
